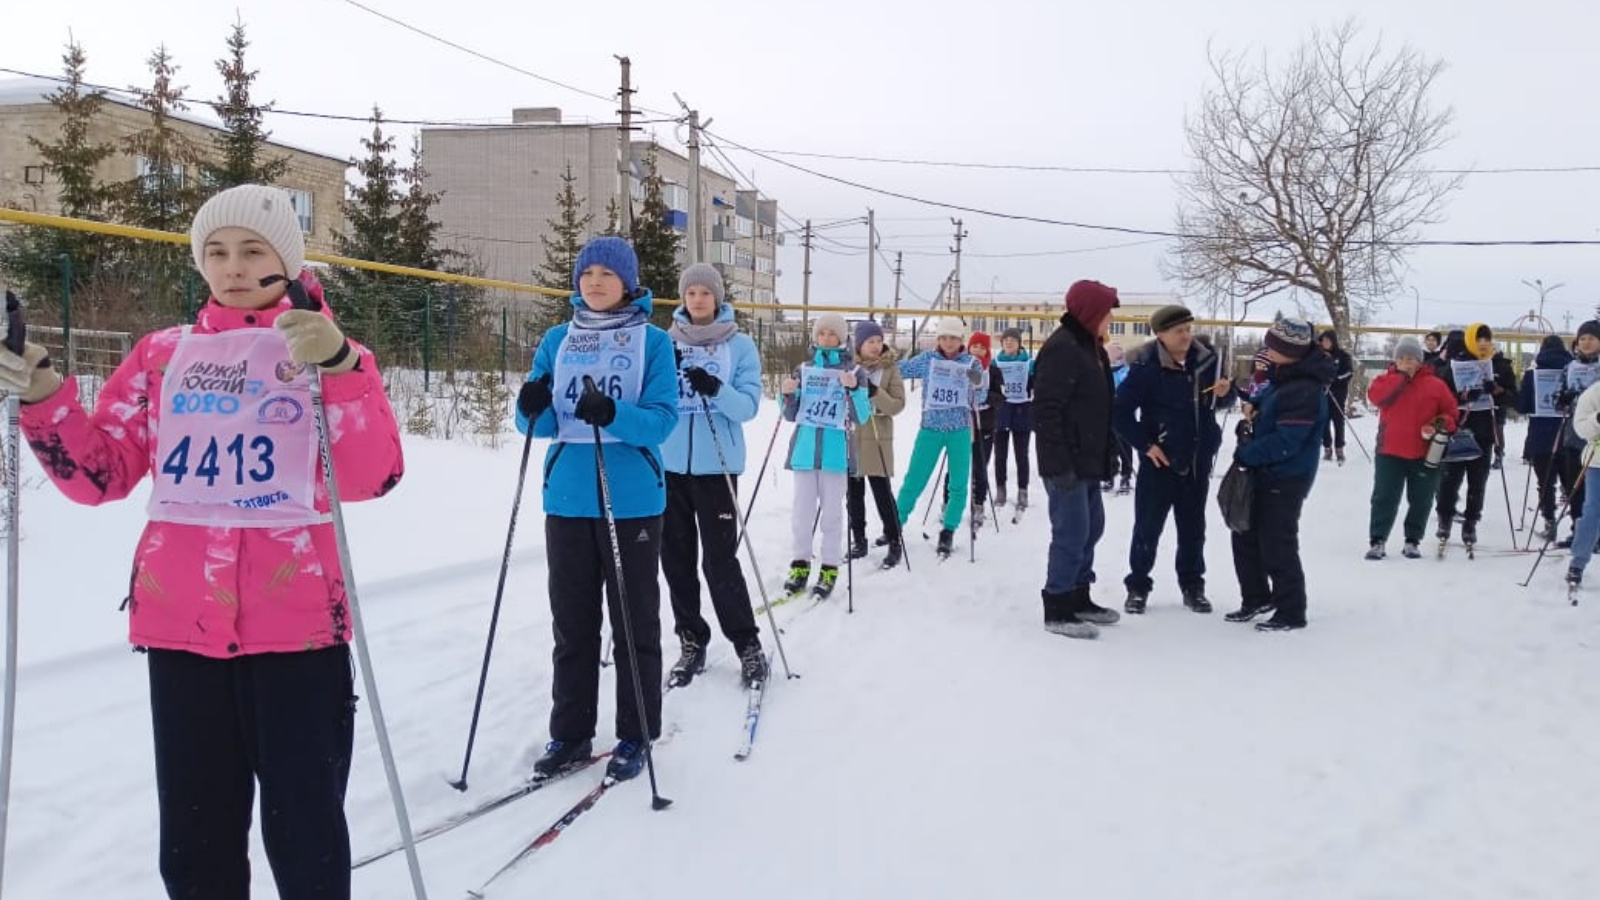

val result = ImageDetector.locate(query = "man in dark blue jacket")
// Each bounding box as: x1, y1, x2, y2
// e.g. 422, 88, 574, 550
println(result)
1223, 317, 1332, 632
1112, 305, 1234, 614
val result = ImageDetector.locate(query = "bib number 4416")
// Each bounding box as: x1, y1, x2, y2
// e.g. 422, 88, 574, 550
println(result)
566, 375, 624, 401
161, 434, 276, 486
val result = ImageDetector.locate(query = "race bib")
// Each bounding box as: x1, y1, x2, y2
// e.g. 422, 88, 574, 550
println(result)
675, 342, 732, 415
997, 360, 1030, 403
796, 366, 848, 430
925, 359, 970, 411
147, 328, 322, 527
1451, 359, 1494, 412
1532, 369, 1563, 417
1568, 361, 1600, 393
554, 326, 646, 443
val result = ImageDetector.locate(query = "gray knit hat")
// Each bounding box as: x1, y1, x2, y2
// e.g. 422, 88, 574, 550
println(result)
677, 262, 726, 307
189, 184, 305, 278
1394, 336, 1425, 362
813, 312, 848, 344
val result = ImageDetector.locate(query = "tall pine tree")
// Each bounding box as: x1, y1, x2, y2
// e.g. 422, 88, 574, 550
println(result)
330, 107, 403, 353
203, 19, 290, 190
0, 39, 116, 307
629, 144, 682, 328
528, 163, 592, 341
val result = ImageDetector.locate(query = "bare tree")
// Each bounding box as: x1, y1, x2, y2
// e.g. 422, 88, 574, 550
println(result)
1170, 20, 1462, 349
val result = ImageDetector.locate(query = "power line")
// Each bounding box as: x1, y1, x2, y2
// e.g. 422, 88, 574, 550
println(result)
705, 128, 1600, 248
738, 145, 1600, 177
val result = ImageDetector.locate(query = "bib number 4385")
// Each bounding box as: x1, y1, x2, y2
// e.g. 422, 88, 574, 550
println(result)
161, 434, 277, 486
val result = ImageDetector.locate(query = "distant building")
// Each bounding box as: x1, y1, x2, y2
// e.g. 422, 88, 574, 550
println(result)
935, 292, 1187, 354
0, 77, 346, 253
421, 108, 780, 318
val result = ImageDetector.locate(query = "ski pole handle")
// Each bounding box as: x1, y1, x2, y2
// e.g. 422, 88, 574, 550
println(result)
257, 274, 320, 312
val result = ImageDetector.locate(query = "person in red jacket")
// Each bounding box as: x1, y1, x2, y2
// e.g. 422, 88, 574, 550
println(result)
1364, 336, 1459, 559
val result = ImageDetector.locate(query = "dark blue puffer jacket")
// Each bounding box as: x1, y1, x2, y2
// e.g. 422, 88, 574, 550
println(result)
1236, 349, 1334, 486
1518, 342, 1572, 458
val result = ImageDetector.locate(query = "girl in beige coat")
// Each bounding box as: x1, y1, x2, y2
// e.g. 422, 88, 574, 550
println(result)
848, 320, 909, 568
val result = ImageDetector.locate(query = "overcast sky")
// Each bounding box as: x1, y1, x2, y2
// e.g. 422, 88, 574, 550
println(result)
8, 0, 1598, 330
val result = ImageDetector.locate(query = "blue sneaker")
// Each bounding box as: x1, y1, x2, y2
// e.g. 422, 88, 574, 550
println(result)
605, 740, 647, 782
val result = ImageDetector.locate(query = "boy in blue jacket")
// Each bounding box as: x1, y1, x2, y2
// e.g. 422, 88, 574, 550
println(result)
1224, 318, 1331, 632
659, 264, 768, 689
515, 237, 679, 781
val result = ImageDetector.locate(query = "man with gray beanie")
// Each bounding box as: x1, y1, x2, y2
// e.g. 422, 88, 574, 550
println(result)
1362, 336, 1459, 560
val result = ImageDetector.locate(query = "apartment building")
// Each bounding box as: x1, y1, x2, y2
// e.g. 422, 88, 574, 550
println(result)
942, 292, 1185, 354
420, 107, 780, 316
0, 77, 346, 252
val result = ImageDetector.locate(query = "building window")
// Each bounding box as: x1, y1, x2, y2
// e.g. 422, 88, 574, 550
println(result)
136, 156, 187, 189
664, 183, 689, 212
1133, 323, 1150, 335
282, 187, 314, 235
24, 165, 48, 185
1110, 322, 1126, 335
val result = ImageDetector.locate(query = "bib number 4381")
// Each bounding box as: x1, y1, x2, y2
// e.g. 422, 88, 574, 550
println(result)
161, 434, 276, 486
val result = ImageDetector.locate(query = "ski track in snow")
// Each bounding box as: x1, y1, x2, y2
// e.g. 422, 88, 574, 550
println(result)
5, 412, 1599, 898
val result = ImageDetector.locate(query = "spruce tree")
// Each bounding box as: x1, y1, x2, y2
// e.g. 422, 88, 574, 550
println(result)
111, 45, 206, 232
203, 19, 289, 190
0, 39, 116, 306
628, 144, 682, 327
330, 107, 403, 353
528, 163, 592, 340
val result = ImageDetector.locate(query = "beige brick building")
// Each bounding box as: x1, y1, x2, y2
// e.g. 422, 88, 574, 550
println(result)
421, 107, 780, 316
0, 76, 346, 253
937, 292, 1185, 355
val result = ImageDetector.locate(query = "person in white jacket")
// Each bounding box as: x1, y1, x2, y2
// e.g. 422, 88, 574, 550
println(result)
1562, 382, 1600, 586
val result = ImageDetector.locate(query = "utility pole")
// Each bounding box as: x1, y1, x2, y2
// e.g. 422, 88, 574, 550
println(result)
674, 93, 707, 266
890, 250, 903, 335
1564, 310, 1574, 332
950, 218, 967, 313
614, 55, 634, 234
802, 219, 813, 335
866, 207, 876, 319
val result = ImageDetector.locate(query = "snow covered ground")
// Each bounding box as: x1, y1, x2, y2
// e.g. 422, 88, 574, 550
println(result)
4, 405, 1598, 899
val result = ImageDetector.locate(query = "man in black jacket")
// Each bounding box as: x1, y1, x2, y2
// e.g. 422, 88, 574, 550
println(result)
1034, 280, 1121, 640
1111, 305, 1234, 614
1318, 330, 1354, 464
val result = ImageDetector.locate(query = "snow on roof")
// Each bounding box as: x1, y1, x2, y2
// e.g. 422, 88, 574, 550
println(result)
0, 76, 345, 164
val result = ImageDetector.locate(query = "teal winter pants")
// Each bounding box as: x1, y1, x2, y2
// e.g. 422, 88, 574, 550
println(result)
897, 427, 973, 532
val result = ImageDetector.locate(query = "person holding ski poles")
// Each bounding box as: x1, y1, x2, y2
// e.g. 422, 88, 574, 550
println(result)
992, 326, 1035, 510
894, 317, 986, 559
516, 236, 678, 784
944, 331, 1004, 527
0, 185, 403, 899
848, 319, 908, 569
779, 313, 873, 598
659, 263, 768, 690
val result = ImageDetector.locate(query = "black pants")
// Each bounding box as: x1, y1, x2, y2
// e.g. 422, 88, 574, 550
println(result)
148, 645, 355, 900
1436, 454, 1492, 526
849, 474, 902, 544
1107, 434, 1135, 482
1529, 452, 1561, 522
993, 425, 1032, 490
661, 472, 759, 649
1323, 396, 1348, 450
1125, 462, 1210, 595
946, 429, 995, 509
1232, 477, 1311, 625
547, 514, 663, 743
1559, 447, 1587, 523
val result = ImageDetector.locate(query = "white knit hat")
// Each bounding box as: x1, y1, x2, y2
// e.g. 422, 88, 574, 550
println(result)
812, 312, 848, 344
929, 316, 965, 339
189, 184, 306, 278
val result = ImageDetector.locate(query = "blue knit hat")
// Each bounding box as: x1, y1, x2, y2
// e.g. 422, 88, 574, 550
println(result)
854, 319, 884, 352
1264, 317, 1314, 360
572, 236, 640, 294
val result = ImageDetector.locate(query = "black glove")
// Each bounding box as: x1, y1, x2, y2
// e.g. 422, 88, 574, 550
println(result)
575, 388, 617, 427
1462, 387, 1485, 402
518, 374, 553, 419
684, 366, 721, 397
867, 382, 879, 398
1556, 389, 1576, 411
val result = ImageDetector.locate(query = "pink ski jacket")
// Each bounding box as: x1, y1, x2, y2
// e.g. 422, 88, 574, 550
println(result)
21, 274, 404, 658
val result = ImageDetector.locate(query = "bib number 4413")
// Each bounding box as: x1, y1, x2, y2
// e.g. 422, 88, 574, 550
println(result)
161, 434, 276, 486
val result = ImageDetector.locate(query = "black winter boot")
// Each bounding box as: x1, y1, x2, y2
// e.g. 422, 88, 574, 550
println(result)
1042, 590, 1098, 640
1073, 584, 1121, 625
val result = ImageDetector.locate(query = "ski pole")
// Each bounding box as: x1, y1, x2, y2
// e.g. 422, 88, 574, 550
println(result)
582, 376, 671, 811
1492, 407, 1516, 545
699, 396, 796, 678
449, 414, 537, 791
1521, 447, 1594, 587
1517, 460, 1534, 537
0, 291, 27, 896
741, 414, 785, 527
272, 276, 428, 898
920, 449, 948, 531
1523, 418, 1569, 548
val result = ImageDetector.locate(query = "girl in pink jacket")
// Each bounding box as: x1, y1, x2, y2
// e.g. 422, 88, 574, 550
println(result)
2, 185, 403, 899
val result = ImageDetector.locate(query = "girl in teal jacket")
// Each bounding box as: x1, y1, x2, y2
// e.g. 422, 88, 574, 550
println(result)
895, 316, 985, 556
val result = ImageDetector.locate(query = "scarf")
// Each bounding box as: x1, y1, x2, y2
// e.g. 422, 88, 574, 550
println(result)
668, 318, 738, 347
572, 298, 649, 331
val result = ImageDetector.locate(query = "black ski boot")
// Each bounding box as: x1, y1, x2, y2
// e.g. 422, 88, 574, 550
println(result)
936, 529, 955, 559
847, 532, 869, 560
783, 559, 811, 594
532, 738, 593, 780
811, 565, 840, 599
880, 538, 904, 570
1181, 587, 1213, 614
1461, 520, 1478, 548
666, 635, 707, 689
1335, 447, 1346, 466
1016, 488, 1029, 511
1116, 478, 1132, 496
1124, 590, 1148, 615
995, 483, 1008, 508
736, 641, 769, 687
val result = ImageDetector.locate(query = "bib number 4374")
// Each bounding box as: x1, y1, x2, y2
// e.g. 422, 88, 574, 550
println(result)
161, 434, 277, 486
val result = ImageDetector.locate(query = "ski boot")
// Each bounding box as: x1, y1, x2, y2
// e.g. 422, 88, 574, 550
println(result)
880, 538, 904, 570
1015, 488, 1029, 511
1116, 478, 1132, 496
1335, 447, 1346, 466
782, 560, 811, 594
666, 635, 707, 689
1124, 590, 1148, 615
606, 740, 647, 782
995, 484, 1008, 508
736, 641, 769, 688
532, 738, 593, 780
936, 529, 955, 559
1323, 447, 1334, 462
1460, 521, 1478, 557
811, 565, 840, 599
847, 532, 870, 560
1181, 587, 1213, 614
